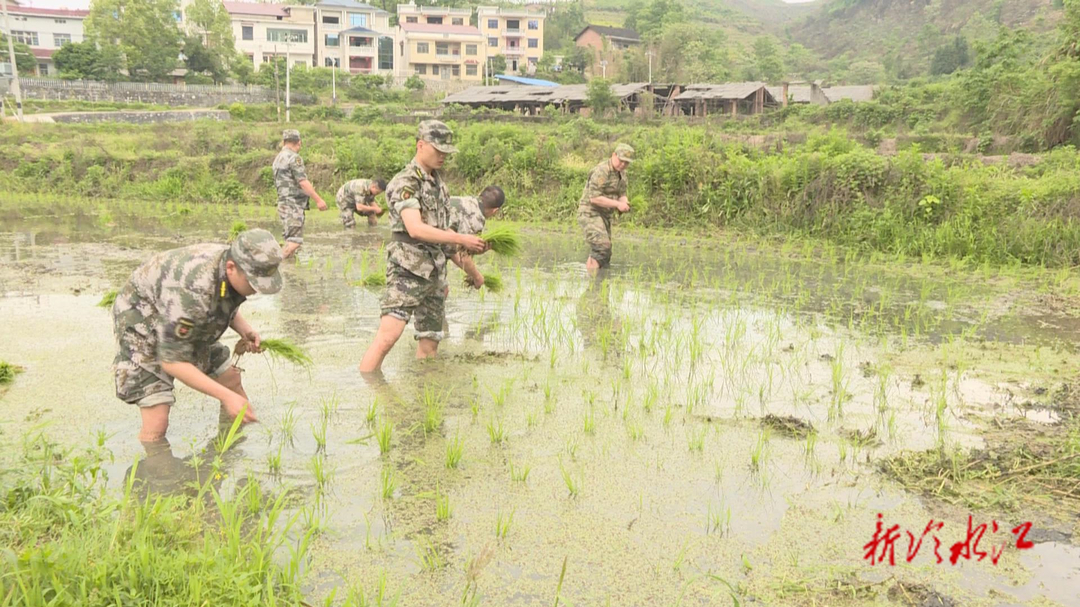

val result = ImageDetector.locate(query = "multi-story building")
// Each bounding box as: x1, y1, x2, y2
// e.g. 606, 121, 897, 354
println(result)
314, 0, 395, 75
223, 2, 316, 70
476, 5, 543, 75
3, 5, 89, 77
396, 4, 486, 82
574, 25, 641, 78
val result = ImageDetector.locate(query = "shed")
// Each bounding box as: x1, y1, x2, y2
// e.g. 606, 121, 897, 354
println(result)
670, 82, 776, 117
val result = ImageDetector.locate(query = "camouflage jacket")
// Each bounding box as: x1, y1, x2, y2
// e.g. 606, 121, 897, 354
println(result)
443, 196, 486, 257
337, 179, 377, 209
114, 244, 246, 364
273, 147, 310, 210
385, 159, 450, 281
578, 159, 627, 219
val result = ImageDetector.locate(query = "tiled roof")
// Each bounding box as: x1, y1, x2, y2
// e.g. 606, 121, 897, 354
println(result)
318, 0, 386, 12
9, 6, 88, 17
674, 82, 771, 101
31, 48, 54, 59
576, 25, 640, 42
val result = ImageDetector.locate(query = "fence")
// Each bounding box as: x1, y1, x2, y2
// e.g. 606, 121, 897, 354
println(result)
11, 77, 315, 106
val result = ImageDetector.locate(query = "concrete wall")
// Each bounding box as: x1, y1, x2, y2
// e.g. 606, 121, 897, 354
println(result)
44, 110, 232, 124
9, 78, 316, 106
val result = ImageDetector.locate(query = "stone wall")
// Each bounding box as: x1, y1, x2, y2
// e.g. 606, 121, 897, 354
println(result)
43, 110, 232, 124
7, 78, 315, 107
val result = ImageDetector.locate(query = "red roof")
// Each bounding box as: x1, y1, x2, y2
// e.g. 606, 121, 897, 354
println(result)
223, 1, 288, 17
31, 48, 54, 59
10, 6, 89, 17
400, 22, 481, 36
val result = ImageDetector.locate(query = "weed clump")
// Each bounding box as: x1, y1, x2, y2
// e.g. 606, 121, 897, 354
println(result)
481, 226, 522, 257
0, 361, 24, 385
97, 290, 119, 308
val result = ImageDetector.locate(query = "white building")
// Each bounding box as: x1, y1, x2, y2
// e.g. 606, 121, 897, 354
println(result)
3, 5, 89, 76
223, 2, 317, 70
313, 0, 395, 75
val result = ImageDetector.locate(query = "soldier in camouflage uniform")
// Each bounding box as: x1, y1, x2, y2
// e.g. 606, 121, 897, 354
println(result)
112, 229, 284, 441
273, 129, 328, 259
336, 178, 387, 228
578, 143, 634, 271
358, 120, 487, 373
445, 185, 506, 289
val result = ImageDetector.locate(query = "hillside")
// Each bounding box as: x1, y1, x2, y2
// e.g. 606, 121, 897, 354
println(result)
788, 0, 1062, 65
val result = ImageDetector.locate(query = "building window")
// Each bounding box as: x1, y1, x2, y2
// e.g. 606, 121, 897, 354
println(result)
349, 13, 367, 28
528, 20, 539, 30
435, 42, 448, 56
325, 57, 339, 67
242, 25, 253, 41
507, 20, 520, 31
416, 64, 426, 75
350, 36, 372, 48
262, 54, 275, 63
426, 16, 442, 24
487, 19, 497, 29
247, 54, 254, 64
378, 36, 393, 70
528, 38, 538, 48
54, 33, 72, 47
451, 64, 459, 77
267, 29, 307, 43
54, 18, 67, 24
432, 64, 439, 75
38, 63, 48, 76
488, 37, 497, 47
325, 34, 339, 47
416, 42, 429, 54
466, 63, 477, 76
322, 15, 339, 24
452, 17, 463, 25
465, 44, 477, 56
405, 16, 418, 23
11, 31, 37, 46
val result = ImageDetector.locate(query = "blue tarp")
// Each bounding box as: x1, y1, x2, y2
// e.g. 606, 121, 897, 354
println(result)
493, 75, 559, 87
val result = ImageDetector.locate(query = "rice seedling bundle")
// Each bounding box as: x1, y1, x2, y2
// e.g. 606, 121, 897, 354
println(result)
481, 226, 522, 257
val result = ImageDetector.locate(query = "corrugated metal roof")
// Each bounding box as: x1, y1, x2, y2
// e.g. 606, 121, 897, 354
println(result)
494, 75, 559, 87
674, 82, 768, 101
442, 82, 651, 105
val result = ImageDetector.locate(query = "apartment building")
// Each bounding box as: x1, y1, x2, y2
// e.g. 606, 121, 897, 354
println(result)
396, 4, 486, 82
4, 5, 89, 76
314, 0, 395, 75
223, 2, 316, 70
476, 5, 543, 75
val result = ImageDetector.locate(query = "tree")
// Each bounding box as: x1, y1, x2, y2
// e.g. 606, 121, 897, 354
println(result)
0, 34, 37, 75
625, 0, 686, 41
586, 77, 618, 115
752, 37, 783, 83
404, 74, 425, 90
182, 35, 226, 82
184, 0, 237, 80
785, 43, 817, 82
484, 54, 506, 80
562, 45, 592, 73
655, 23, 727, 83
85, 0, 183, 82
52, 40, 124, 80
930, 36, 971, 76
846, 60, 886, 84
543, 1, 586, 52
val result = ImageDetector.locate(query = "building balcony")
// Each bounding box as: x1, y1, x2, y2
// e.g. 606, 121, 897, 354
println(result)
503, 28, 522, 36
504, 46, 524, 56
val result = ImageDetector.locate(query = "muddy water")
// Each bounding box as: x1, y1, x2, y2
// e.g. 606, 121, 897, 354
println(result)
1, 204, 1079, 606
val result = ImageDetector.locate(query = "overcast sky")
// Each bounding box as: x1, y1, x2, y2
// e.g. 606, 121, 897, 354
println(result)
15, 0, 819, 12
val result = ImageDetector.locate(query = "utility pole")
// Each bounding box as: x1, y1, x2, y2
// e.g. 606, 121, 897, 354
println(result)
646, 50, 653, 84
273, 44, 281, 122
285, 37, 291, 123
1, 0, 23, 122
600, 60, 607, 79
331, 61, 336, 104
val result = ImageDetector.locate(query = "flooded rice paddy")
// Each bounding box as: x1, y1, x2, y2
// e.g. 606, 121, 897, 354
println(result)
1, 201, 1079, 605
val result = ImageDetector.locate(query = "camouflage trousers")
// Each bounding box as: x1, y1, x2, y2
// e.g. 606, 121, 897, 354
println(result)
277, 203, 306, 244
336, 200, 378, 228
577, 206, 613, 267
113, 309, 232, 407
380, 263, 446, 342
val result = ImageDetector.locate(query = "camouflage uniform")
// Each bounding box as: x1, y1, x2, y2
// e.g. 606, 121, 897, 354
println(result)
577, 144, 633, 267
273, 130, 310, 244
381, 121, 459, 342
446, 196, 486, 237
112, 230, 284, 408
336, 178, 379, 228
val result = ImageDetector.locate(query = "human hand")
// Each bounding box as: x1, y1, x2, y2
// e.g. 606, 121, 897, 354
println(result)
316, 198, 328, 211
458, 234, 486, 253
466, 272, 484, 289
223, 392, 258, 423
616, 201, 630, 213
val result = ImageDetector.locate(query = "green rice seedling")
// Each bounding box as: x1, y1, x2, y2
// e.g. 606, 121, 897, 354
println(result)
420, 386, 446, 436
319, 394, 339, 424
495, 508, 515, 540
750, 428, 770, 473
228, 221, 248, 242
527, 409, 539, 427
416, 537, 445, 570
582, 408, 596, 435
470, 397, 480, 420
626, 416, 643, 441
259, 338, 314, 368
688, 426, 706, 453
435, 483, 452, 521
509, 459, 531, 483
366, 397, 379, 426
643, 382, 658, 413
543, 383, 555, 414
480, 272, 504, 293
481, 225, 522, 257
564, 438, 579, 461
445, 434, 464, 469
553, 556, 569, 607
312, 418, 328, 453
663, 404, 674, 427
0, 361, 24, 385
96, 289, 119, 308
310, 454, 331, 493
559, 459, 580, 497
266, 445, 283, 477
357, 273, 387, 287
486, 417, 506, 444
343, 255, 354, 278
380, 466, 397, 499
377, 418, 394, 455
804, 430, 818, 462
706, 503, 732, 536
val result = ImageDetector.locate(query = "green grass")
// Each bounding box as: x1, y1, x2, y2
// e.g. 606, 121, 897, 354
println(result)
356, 273, 387, 287
259, 338, 314, 368
445, 434, 464, 469
481, 225, 522, 257
228, 220, 248, 242
97, 289, 118, 308
0, 361, 23, 385
481, 272, 504, 293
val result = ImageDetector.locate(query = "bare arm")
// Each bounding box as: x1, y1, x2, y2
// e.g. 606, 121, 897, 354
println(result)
161, 361, 257, 422
299, 179, 328, 210
402, 208, 485, 252
450, 252, 483, 288
230, 311, 262, 353
589, 195, 624, 210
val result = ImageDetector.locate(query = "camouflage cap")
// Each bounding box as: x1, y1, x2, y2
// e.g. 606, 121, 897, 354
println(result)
282, 129, 301, 142
418, 120, 459, 154
230, 229, 284, 295
614, 143, 635, 164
